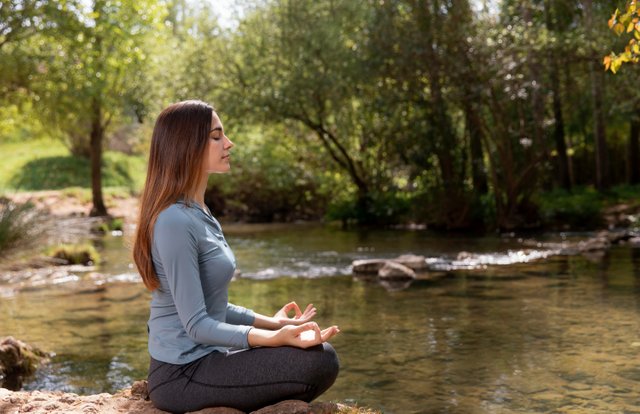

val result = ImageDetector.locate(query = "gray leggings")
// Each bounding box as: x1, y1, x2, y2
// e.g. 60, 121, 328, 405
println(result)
147, 343, 339, 413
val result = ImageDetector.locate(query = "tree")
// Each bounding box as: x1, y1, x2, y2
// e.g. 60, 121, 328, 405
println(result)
32, 0, 166, 216
217, 0, 402, 223
605, 0, 640, 73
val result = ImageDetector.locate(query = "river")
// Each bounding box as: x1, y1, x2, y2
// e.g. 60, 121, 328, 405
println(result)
1, 224, 639, 413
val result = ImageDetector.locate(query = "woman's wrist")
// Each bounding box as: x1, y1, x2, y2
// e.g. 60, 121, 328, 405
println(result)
247, 327, 281, 347
252, 314, 283, 330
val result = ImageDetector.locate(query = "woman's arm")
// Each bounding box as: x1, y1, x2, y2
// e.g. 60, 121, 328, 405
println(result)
155, 209, 253, 348
251, 302, 317, 330
248, 322, 340, 348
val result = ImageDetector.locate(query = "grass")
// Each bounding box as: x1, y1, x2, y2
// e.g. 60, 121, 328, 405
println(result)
47, 243, 101, 265
0, 138, 146, 193
0, 199, 39, 257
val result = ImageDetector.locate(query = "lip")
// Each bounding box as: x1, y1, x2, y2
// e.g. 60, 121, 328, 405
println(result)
222, 154, 230, 160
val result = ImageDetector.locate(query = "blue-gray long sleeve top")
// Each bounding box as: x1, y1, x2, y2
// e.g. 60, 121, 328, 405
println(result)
147, 201, 255, 364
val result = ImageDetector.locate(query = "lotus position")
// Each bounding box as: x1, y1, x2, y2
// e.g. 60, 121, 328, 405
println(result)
133, 100, 340, 413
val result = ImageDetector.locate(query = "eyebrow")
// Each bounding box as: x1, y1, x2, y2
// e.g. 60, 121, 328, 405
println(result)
210, 127, 223, 133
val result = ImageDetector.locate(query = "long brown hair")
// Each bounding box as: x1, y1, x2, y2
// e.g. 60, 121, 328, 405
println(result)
133, 100, 213, 290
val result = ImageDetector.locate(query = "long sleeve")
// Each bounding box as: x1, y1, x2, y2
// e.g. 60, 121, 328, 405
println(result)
154, 209, 252, 349
226, 303, 256, 326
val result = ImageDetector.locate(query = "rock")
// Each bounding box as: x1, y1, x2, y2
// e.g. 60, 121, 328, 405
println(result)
0, 385, 357, 414
308, 402, 341, 414
250, 400, 339, 414
603, 230, 637, 244
577, 237, 610, 252
391, 254, 427, 271
0, 337, 49, 390
189, 407, 245, 414
378, 261, 416, 280
251, 400, 310, 414
130, 380, 149, 400
352, 259, 388, 274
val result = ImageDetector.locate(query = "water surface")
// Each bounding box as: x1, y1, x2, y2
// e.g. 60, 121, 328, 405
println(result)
1, 225, 639, 413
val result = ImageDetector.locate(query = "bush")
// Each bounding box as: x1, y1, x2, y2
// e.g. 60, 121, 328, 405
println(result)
0, 198, 38, 256
48, 243, 101, 265
8, 152, 146, 192
325, 191, 412, 225
207, 128, 331, 222
536, 187, 603, 229
93, 217, 124, 234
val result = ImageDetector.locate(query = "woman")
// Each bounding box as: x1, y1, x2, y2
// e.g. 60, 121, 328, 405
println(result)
133, 100, 340, 413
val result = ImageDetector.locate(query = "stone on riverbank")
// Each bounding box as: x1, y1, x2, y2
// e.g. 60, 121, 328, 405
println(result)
378, 262, 416, 280
391, 254, 427, 271
0, 337, 49, 390
0, 380, 370, 414
351, 259, 387, 274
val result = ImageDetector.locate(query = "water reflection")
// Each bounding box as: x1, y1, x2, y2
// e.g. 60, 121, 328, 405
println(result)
0, 227, 639, 413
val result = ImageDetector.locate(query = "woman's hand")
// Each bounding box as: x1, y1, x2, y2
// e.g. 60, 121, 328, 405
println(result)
273, 302, 316, 327
251, 301, 317, 330
248, 322, 340, 348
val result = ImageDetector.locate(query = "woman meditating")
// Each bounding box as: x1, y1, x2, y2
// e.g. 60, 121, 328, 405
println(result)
133, 100, 340, 413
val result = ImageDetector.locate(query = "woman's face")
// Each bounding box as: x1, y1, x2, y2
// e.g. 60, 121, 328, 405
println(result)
203, 112, 234, 174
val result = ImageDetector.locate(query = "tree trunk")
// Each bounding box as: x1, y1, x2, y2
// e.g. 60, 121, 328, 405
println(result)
464, 101, 488, 194
522, 1, 547, 160
629, 115, 640, 184
544, 0, 571, 191
420, 0, 469, 228
89, 97, 108, 217
584, 0, 610, 191
591, 66, 609, 190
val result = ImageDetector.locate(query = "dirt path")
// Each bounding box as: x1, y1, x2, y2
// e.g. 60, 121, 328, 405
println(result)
5, 190, 139, 224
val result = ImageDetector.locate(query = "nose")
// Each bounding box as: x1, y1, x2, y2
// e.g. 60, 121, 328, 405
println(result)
224, 135, 234, 150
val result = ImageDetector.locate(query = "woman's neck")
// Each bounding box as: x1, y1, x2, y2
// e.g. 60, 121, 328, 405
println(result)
191, 173, 209, 209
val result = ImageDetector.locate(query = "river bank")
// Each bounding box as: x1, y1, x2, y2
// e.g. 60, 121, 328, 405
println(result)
0, 381, 375, 414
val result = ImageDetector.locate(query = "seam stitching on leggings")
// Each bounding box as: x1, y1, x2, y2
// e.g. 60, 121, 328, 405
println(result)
189, 378, 311, 390
147, 376, 184, 395
147, 363, 165, 378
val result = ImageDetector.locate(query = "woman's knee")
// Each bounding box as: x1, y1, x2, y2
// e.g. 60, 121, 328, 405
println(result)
307, 342, 339, 395
320, 342, 340, 379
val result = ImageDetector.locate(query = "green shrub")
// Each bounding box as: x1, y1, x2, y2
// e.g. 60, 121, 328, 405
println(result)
536, 187, 603, 229
48, 243, 101, 265
0, 198, 38, 256
93, 217, 124, 233
8, 152, 146, 192
325, 191, 412, 225
207, 127, 330, 221
608, 184, 640, 203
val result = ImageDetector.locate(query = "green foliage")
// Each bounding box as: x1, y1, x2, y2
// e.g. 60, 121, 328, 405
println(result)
608, 184, 640, 201
207, 126, 331, 221
0, 138, 69, 191
1, 0, 639, 228
7, 151, 145, 192
605, 0, 640, 73
93, 217, 124, 233
325, 191, 412, 226
536, 188, 604, 229
0, 102, 51, 143
0, 198, 38, 256
48, 243, 100, 265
